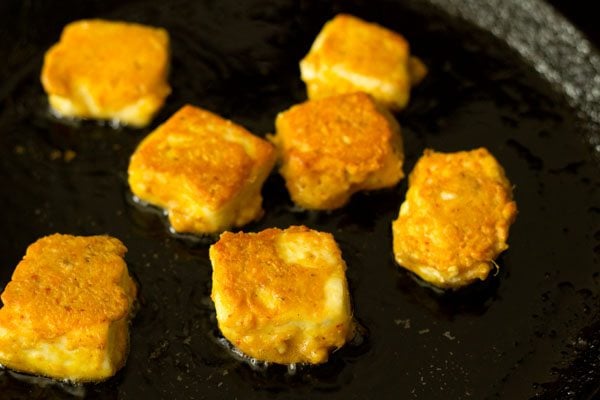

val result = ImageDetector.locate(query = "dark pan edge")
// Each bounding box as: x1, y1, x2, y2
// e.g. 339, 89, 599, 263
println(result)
420, 0, 600, 397
424, 0, 600, 153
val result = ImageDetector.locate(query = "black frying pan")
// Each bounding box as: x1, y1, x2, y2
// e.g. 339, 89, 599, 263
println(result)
0, 0, 598, 398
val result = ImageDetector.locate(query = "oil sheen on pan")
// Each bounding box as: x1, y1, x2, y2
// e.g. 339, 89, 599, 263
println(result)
0, 0, 598, 399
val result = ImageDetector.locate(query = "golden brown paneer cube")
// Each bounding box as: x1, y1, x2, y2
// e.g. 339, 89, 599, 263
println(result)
41, 19, 170, 127
270, 92, 404, 210
0, 234, 137, 381
128, 105, 276, 234
300, 14, 427, 111
392, 148, 518, 289
210, 226, 353, 365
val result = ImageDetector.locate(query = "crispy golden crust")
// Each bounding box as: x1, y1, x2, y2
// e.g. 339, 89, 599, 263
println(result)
128, 105, 276, 234
271, 92, 404, 209
210, 226, 353, 364
41, 19, 170, 127
392, 148, 518, 289
300, 14, 426, 110
0, 234, 137, 381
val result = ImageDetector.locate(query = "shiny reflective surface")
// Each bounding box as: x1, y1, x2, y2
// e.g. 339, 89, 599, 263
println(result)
0, 0, 598, 398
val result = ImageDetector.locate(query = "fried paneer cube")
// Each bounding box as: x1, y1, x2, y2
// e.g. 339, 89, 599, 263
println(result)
392, 148, 517, 289
0, 234, 137, 381
41, 19, 170, 127
128, 105, 276, 234
300, 14, 427, 111
210, 226, 353, 364
270, 92, 404, 210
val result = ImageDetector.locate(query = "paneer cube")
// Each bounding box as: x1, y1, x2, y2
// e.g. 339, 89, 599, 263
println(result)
210, 226, 353, 364
41, 19, 171, 127
300, 14, 426, 111
0, 234, 137, 381
392, 148, 518, 289
270, 92, 404, 209
128, 105, 276, 234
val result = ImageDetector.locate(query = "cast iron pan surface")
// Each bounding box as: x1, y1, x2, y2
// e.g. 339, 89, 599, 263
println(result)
0, 0, 598, 398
